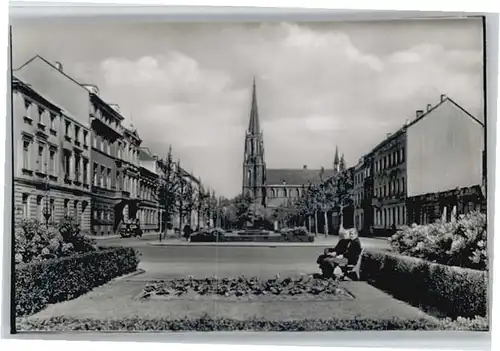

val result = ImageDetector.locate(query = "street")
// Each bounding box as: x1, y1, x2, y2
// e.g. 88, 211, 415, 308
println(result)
99, 235, 389, 280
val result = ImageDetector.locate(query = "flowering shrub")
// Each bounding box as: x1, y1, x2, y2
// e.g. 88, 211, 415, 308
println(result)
389, 211, 487, 270
15, 217, 97, 265
280, 227, 314, 242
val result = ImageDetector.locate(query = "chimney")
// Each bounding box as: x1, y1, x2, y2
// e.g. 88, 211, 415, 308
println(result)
416, 110, 424, 118
427, 104, 432, 112
54, 61, 63, 72
303, 165, 307, 170
440, 94, 447, 102
83, 84, 100, 96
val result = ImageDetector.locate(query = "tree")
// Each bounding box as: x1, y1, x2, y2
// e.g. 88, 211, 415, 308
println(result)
332, 169, 354, 230
157, 145, 180, 238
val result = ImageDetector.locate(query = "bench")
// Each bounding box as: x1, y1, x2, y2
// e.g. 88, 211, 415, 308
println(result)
342, 249, 364, 281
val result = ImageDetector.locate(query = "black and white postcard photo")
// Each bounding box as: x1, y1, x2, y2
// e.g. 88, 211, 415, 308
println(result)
8, 15, 489, 332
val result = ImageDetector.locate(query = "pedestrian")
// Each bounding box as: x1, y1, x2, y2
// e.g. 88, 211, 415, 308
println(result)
183, 224, 192, 241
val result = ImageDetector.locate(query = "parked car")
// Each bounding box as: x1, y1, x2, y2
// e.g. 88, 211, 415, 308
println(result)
120, 222, 143, 238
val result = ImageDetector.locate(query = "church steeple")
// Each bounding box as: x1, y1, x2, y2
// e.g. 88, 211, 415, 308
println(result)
333, 145, 340, 173
248, 77, 260, 134
242, 78, 266, 206
340, 153, 345, 171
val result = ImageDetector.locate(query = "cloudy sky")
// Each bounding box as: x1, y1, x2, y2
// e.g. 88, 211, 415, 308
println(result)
12, 17, 484, 198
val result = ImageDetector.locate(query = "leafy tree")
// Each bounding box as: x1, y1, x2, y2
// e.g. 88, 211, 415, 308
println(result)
157, 145, 180, 237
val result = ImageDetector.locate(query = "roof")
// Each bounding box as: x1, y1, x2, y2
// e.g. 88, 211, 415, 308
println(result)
266, 168, 335, 186
247, 78, 260, 134
406, 96, 484, 129
12, 76, 62, 113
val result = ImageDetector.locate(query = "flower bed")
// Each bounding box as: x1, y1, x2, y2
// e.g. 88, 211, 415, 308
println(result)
360, 250, 488, 319
138, 276, 353, 301
15, 247, 139, 317
389, 211, 487, 270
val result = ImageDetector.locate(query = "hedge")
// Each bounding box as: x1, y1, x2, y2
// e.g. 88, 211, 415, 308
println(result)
15, 247, 139, 317
17, 315, 441, 331
360, 250, 488, 319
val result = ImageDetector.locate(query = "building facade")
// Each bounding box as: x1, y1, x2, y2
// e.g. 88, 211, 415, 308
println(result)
14, 58, 92, 234
138, 147, 160, 233
371, 126, 407, 235
405, 95, 485, 224
352, 155, 373, 234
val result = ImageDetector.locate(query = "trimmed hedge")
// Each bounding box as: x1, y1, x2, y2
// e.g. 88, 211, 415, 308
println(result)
360, 250, 488, 319
15, 247, 139, 317
17, 315, 441, 331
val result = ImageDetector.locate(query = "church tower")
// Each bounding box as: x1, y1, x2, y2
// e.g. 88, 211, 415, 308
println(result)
333, 145, 340, 174
242, 78, 266, 206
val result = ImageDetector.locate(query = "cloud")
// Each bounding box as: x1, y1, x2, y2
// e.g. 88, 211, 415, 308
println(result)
11, 19, 484, 197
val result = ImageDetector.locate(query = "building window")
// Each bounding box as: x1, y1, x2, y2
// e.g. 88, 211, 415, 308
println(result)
101, 165, 106, 187
82, 158, 89, 184
107, 168, 112, 189
37, 144, 45, 172
283, 188, 288, 197
37, 106, 44, 125
74, 125, 80, 144
65, 120, 71, 138
116, 170, 121, 190
93, 163, 98, 185
74, 200, 79, 222
93, 134, 97, 149
74, 154, 81, 182
36, 195, 43, 222
23, 139, 31, 169
49, 149, 56, 175
83, 131, 88, 147
64, 199, 70, 217
22, 193, 29, 218
50, 113, 56, 130
401, 148, 405, 162
50, 198, 55, 223
63, 151, 71, 180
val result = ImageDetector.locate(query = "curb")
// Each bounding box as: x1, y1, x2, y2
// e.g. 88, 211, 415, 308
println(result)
113, 269, 146, 281
146, 242, 331, 248
87, 233, 161, 241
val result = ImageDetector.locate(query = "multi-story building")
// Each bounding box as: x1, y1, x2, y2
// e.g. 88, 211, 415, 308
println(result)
352, 154, 373, 234
14, 57, 92, 234
372, 125, 408, 235
85, 85, 128, 236
138, 147, 160, 233
117, 125, 143, 228
405, 95, 485, 224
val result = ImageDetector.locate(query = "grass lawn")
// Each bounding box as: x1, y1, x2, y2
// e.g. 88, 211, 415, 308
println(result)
17, 278, 439, 331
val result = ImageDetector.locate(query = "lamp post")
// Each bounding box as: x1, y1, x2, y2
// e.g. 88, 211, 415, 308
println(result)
42, 161, 52, 228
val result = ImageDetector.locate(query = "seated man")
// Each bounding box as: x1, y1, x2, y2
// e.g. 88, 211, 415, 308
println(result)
317, 228, 362, 279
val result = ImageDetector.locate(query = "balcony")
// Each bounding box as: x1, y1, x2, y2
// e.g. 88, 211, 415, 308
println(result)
91, 113, 123, 138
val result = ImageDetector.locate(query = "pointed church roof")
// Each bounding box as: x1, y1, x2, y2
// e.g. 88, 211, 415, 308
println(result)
248, 77, 260, 134
334, 146, 339, 164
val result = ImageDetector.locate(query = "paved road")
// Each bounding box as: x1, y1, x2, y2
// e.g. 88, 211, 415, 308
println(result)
100, 236, 389, 280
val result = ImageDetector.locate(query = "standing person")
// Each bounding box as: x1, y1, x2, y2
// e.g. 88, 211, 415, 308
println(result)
183, 224, 192, 241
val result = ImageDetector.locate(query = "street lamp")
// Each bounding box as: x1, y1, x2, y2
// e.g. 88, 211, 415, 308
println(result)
42, 161, 52, 228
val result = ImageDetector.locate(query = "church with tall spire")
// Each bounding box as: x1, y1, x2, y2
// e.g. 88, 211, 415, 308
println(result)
242, 79, 346, 208
242, 78, 267, 205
